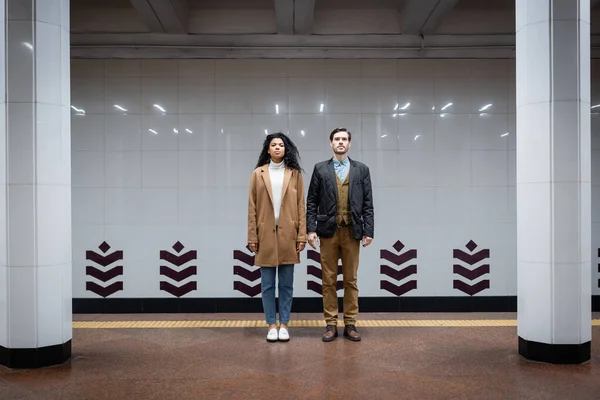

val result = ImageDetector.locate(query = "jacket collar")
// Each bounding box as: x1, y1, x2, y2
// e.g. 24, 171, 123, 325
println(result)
326, 156, 355, 203
328, 156, 354, 166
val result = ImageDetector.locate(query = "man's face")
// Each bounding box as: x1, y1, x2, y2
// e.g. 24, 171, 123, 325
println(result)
330, 131, 351, 155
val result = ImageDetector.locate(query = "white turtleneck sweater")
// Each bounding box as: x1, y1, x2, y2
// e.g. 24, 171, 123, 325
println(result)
269, 160, 285, 225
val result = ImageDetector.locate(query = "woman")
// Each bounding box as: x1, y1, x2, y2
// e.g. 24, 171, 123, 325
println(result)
248, 132, 307, 342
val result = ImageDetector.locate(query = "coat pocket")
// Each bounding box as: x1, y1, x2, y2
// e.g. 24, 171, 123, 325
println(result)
293, 220, 299, 238
283, 221, 298, 240
257, 222, 265, 241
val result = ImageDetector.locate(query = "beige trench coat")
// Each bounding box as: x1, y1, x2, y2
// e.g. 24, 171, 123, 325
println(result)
247, 165, 307, 267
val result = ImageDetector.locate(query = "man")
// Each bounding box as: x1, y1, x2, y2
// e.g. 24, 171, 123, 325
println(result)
306, 127, 374, 342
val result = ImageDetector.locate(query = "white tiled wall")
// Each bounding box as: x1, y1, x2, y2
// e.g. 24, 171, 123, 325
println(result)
69, 58, 599, 299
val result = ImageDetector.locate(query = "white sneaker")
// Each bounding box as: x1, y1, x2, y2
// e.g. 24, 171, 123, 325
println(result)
278, 327, 290, 342
266, 328, 278, 342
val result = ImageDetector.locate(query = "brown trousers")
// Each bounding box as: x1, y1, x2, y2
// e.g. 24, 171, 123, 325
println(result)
320, 226, 360, 325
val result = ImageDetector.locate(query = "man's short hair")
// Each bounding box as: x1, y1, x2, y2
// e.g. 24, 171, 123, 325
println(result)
330, 127, 352, 141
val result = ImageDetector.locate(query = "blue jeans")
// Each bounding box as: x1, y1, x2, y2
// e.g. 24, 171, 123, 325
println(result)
260, 265, 294, 324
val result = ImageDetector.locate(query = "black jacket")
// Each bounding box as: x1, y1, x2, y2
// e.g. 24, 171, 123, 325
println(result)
306, 158, 374, 240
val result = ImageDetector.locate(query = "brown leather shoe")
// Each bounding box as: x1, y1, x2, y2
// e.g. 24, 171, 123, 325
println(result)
322, 325, 338, 342
343, 324, 361, 341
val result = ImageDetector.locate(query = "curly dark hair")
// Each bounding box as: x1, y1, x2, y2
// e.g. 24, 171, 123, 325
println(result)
255, 132, 303, 172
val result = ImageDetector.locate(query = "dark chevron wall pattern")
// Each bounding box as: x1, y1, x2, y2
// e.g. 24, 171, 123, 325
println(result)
85, 241, 124, 297
75, 236, 564, 301
75, 237, 600, 308
233, 246, 260, 297
453, 240, 490, 296
380, 240, 418, 296
306, 250, 343, 295
159, 241, 198, 297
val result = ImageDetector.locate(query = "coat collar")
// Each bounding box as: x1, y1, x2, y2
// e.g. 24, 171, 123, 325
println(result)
259, 164, 292, 206
281, 168, 292, 201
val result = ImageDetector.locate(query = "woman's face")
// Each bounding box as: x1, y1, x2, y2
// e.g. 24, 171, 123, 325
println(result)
268, 138, 285, 161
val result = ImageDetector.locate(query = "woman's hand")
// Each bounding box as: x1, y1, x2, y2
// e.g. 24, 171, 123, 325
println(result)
296, 242, 306, 253
249, 243, 258, 253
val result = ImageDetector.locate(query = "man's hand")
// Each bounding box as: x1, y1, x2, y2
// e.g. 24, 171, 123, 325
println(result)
307, 232, 319, 249
361, 236, 372, 247
297, 242, 306, 253
248, 243, 258, 253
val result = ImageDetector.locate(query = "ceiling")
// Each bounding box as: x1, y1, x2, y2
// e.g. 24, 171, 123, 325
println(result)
69, 0, 600, 59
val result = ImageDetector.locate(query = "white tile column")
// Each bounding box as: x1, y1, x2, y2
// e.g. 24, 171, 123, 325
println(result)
516, 0, 592, 364
0, 0, 72, 368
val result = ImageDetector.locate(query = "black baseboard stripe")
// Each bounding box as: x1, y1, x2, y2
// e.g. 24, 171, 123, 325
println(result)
0, 340, 71, 369
73, 295, 600, 314
72, 296, 521, 314
518, 337, 591, 364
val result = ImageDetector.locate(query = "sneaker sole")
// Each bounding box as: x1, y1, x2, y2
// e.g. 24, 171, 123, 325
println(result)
278, 338, 290, 342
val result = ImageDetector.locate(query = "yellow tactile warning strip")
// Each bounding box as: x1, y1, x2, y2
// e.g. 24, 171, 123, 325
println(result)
72, 319, 600, 329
